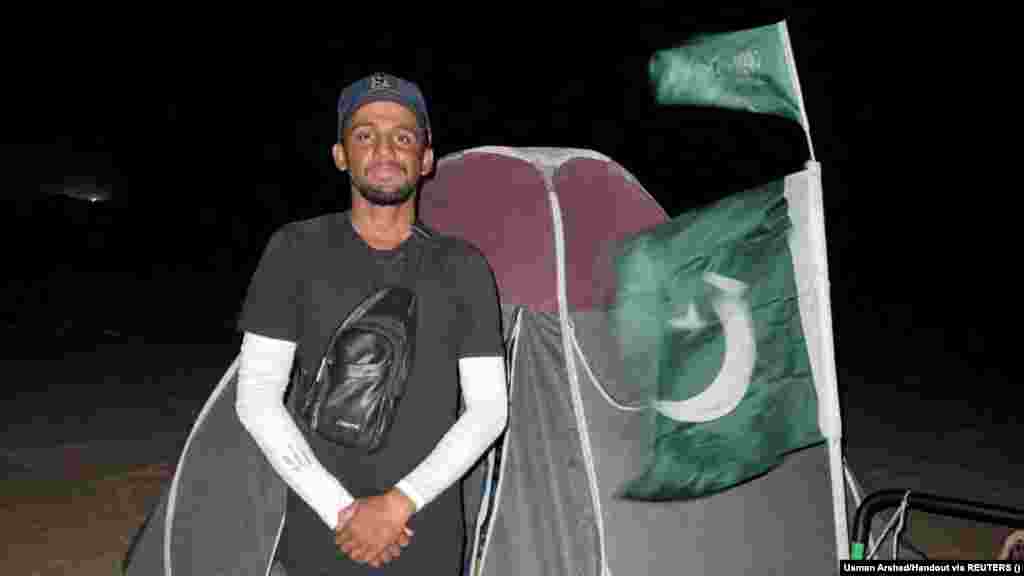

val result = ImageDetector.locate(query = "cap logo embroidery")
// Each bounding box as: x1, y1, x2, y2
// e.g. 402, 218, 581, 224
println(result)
369, 74, 392, 91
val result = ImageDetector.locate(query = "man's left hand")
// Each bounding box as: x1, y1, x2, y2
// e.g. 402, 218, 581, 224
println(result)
335, 489, 416, 567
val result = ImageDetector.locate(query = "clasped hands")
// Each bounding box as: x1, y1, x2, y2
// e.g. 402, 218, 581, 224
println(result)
335, 489, 416, 568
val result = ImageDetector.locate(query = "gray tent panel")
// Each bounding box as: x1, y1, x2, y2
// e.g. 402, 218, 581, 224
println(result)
470, 307, 600, 576
124, 358, 286, 576
469, 309, 837, 576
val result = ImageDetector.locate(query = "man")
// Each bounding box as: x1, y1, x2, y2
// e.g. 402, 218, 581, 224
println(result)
235, 73, 509, 574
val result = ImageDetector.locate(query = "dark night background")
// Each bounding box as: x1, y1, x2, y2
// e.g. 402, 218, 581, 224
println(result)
1, 8, 1012, 436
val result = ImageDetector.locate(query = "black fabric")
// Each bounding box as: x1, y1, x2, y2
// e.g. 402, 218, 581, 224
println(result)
238, 212, 503, 574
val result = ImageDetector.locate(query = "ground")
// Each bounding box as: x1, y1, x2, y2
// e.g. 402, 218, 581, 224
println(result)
2, 452, 171, 575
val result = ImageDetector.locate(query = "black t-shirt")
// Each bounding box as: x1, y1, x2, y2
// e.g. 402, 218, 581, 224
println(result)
238, 211, 503, 574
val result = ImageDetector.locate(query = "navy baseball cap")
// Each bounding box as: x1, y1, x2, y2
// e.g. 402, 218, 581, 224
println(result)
337, 73, 432, 145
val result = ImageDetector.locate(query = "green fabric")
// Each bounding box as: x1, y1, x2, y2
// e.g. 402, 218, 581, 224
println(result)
613, 178, 824, 500
649, 22, 802, 123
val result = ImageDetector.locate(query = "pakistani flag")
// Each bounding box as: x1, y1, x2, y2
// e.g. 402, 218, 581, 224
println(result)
649, 21, 805, 125
613, 176, 826, 500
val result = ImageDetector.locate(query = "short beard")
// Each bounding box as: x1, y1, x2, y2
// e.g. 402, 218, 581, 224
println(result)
354, 180, 417, 207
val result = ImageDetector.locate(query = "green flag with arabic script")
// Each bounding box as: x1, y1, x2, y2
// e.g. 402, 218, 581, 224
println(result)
649, 21, 803, 124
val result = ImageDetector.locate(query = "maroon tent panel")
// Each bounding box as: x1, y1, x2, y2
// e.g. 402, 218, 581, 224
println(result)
419, 147, 667, 313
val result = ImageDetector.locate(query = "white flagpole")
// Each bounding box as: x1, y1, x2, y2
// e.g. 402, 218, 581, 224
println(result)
779, 19, 849, 564
780, 20, 816, 163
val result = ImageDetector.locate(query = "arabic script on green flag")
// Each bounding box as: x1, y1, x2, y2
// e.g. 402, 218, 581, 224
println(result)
649, 22, 802, 123
613, 178, 824, 500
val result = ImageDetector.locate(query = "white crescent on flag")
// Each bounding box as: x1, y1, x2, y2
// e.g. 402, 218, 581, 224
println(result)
656, 272, 756, 423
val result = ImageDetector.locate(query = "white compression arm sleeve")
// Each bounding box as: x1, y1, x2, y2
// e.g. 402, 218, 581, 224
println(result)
395, 355, 509, 512
235, 332, 354, 529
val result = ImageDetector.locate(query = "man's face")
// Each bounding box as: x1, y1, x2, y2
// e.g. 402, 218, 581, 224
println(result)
334, 101, 434, 207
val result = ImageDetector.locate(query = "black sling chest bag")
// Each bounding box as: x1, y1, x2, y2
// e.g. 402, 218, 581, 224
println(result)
293, 224, 436, 453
